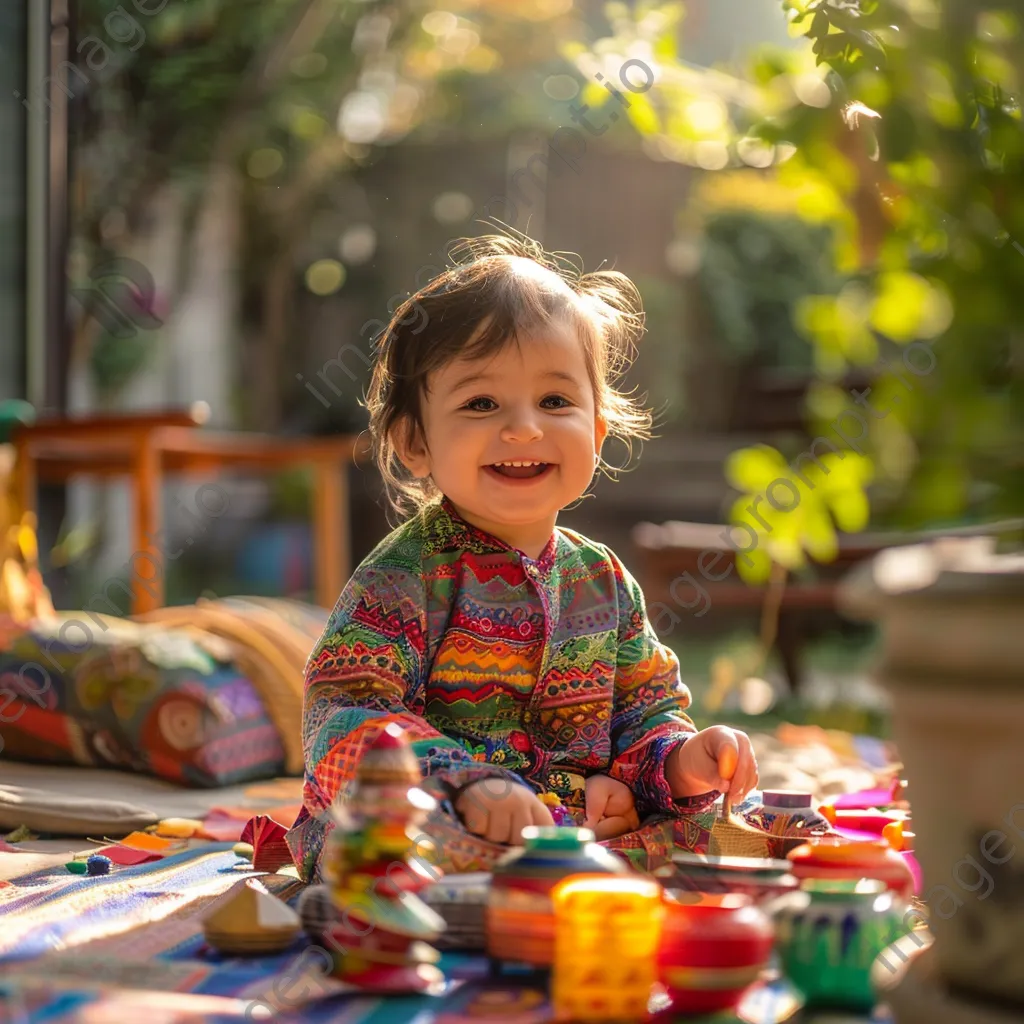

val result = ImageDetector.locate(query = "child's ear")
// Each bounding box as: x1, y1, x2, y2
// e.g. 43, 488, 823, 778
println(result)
392, 417, 431, 479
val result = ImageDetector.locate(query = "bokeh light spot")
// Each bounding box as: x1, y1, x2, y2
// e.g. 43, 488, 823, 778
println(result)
248, 148, 284, 179
306, 260, 347, 296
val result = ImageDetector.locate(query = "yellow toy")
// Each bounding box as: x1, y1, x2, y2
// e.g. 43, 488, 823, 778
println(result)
550, 875, 665, 1022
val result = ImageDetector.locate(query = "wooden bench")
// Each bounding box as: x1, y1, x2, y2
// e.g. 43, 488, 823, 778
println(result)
13, 405, 369, 613
631, 517, 1024, 693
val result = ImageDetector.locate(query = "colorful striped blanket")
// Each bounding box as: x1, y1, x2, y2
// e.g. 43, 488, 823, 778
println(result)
0, 842, 886, 1023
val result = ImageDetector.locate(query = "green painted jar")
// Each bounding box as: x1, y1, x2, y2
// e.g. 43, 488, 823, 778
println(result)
769, 878, 913, 1011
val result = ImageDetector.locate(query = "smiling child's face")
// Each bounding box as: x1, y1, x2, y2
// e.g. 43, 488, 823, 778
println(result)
394, 321, 608, 558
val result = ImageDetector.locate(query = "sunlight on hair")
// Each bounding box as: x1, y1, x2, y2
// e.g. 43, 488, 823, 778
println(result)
504, 254, 572, 292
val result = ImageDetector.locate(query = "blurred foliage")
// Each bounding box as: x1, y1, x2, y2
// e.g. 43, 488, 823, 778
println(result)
754, 0, 1024, 540
560, 1, 779, 164
70, 0, 590, 410
725, 441, 873, 581
597, 0, 1024, 577
698, 208, 840, 368
87, 325, 157, 401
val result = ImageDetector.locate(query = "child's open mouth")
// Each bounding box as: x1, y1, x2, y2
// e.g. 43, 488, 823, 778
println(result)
486, 461, 553, 482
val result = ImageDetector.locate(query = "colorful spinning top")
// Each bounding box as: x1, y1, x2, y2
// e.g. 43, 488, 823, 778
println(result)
486, 826, 629, 969
787, 836, 915, 899
656, 892, 774, 1016
323, 723, 447, 994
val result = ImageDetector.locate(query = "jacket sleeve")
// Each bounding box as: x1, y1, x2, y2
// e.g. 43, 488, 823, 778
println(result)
300, 558, 522, 820
602, 547, 720, 818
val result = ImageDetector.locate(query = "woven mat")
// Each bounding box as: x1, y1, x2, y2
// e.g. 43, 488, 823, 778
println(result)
0, 728, 895, 1021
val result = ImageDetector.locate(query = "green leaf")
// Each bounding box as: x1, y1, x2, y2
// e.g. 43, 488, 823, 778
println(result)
653, 29, 677, 64
801, 509, 840, 561
827, 487, 870, 532
725, 445, 788, 492
625, 92, 661, 134
734, 544, 775, 584
869, 272, 934, 342
581, 80, 610, 110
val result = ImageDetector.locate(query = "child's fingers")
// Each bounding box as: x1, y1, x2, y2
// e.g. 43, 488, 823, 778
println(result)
714, 730, 740, 785
531, 798, 556, 828
721, 733, 756, 802
484, 803, 513, 845
510, 806, 533, 845
460, 801, 489, 839
731, 741, 758, 802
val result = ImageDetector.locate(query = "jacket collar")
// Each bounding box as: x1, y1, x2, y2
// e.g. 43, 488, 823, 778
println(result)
432, 496, 559, 574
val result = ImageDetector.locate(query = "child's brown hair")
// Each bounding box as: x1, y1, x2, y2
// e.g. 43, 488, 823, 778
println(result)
364, 230, 653, 519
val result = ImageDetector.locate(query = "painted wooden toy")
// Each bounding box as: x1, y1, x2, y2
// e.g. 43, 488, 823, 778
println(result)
787, 835, 915, 899
551, 875, 665, 1022
747, 790, 835, 834
201, 877, 301, 955
654, 852, 798, 905
656, 891, 774, 1016
485, 826, 629, 970
769, 878, 913, 1011
322, 723, 447, 994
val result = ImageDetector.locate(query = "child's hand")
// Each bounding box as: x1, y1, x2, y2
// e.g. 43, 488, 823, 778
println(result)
584, 774, 640, 840
665, 726, 758, 803
455, 778, 555, 845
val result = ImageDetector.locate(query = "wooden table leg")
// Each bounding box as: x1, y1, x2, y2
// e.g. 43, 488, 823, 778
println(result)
312, 459, 348, 610
131, 437, 163, 614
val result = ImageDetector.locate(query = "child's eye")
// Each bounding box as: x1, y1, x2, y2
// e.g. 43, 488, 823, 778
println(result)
464, 397, 497, 412
541, 395, 572, 409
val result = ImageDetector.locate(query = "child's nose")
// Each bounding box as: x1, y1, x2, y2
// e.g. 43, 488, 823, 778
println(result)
499, 410, 543, 443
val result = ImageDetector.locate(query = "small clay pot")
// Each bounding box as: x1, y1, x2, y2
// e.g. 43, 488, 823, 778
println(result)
787, 836, 915, 899
656, 892, 774, 1016
770, 878, 912, 1011
485, 826, 628, 968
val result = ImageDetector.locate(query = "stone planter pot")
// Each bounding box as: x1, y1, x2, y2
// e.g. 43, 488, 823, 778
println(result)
839, 536, 1024, 1010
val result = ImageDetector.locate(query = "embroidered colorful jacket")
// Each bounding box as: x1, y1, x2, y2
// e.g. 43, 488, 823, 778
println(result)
285, 497, 716, 880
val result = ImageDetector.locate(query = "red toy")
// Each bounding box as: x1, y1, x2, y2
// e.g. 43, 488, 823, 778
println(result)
239, 814, 292, 872
656, 892, 774, 1016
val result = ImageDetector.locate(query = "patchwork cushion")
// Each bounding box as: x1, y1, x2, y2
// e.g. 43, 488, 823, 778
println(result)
0, 610, 292, 788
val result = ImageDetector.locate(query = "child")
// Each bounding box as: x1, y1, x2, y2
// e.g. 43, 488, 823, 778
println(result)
286, 233, 758, 882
